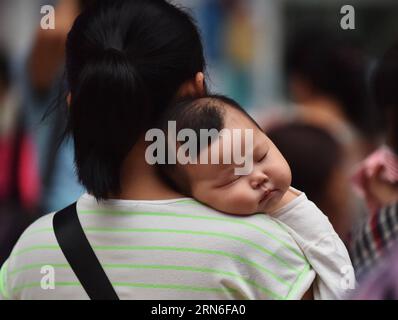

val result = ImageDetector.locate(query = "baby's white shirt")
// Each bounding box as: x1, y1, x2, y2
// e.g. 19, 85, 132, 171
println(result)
271, 187, 356, 299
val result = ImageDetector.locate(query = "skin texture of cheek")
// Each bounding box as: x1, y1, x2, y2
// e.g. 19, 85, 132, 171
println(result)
268, 155, 292, 193
190, 155, 293, 215
220, 188, 260, 214
258, 159, 292, 213
276, 169, 292, 193
192, 181, 259, 215
265, 138, 293, 191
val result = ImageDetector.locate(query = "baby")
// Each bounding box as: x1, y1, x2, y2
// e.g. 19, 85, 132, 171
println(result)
155, 94, 355, 299
157, 95, 303, 215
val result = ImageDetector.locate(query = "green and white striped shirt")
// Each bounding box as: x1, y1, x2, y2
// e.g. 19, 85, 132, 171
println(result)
0, 193, 315, 300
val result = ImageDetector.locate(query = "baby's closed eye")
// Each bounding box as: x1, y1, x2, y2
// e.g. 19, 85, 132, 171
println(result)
255, 151, 268, 163
216, 174, 242, 188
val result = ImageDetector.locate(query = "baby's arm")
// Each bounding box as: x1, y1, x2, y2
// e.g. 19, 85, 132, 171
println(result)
271, 190, 356, 300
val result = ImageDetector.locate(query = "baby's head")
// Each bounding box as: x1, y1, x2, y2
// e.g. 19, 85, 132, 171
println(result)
158, 95, 292, 214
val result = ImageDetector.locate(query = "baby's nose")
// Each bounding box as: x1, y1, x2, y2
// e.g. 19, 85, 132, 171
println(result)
250, 175, 268, 189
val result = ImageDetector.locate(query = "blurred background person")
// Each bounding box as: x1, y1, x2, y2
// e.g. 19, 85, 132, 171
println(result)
0, 0, 93, 265
21, 0, 95, 213
349, 41, 398, 280
352, 224, 398, 300
0, 49, 17, 205
282, 28, 380, 165
0, 48, 35, 266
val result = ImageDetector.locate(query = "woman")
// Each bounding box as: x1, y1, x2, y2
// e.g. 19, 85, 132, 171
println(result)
0, 0, 336, 300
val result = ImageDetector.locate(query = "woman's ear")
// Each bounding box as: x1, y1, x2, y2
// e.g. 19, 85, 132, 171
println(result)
176, 72, 206, 98
194, 72, 205, 96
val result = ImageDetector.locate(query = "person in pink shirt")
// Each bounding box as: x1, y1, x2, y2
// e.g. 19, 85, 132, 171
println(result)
350, 41, 398, 279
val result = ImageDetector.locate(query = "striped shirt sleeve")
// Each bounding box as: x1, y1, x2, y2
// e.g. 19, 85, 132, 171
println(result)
0, 260, 11, 300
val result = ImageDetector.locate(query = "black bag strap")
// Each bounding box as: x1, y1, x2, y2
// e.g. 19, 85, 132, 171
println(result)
53, 202, 119, 300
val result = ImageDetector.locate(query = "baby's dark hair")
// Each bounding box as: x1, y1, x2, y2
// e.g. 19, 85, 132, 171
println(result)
157, 94, 260, 195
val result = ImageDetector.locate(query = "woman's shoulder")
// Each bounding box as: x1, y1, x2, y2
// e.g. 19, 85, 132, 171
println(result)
11, 212, 57, 252
2, 211, 62, 299
77, 194, 303, 245
2, 196, 314, 300
5, 211, 58, 275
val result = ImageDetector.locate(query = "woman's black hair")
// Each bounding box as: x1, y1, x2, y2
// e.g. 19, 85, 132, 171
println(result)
78, 0, 96, 10
65, 0, 206, 199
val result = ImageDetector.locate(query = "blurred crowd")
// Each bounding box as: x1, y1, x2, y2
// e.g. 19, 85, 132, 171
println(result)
1, 0, 398, 299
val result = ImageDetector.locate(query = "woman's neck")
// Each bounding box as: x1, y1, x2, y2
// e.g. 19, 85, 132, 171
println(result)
115, 138, 184, 200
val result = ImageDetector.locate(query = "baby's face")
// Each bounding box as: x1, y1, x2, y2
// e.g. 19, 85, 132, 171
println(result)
184, 108, 292, 215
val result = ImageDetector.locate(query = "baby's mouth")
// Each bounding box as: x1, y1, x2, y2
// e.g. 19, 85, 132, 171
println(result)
260, 189, 276, 203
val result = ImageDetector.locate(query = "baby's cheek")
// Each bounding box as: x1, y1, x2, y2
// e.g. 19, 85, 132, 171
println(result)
273, 164, 292, 190
222, 188, 258, 214
191, 182, 258, 215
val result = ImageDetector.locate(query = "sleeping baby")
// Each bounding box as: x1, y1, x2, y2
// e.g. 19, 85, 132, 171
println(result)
151, 94, 355, 299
